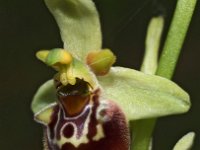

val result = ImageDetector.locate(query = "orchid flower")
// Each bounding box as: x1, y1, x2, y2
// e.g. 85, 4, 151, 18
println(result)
31, 0, 197, 150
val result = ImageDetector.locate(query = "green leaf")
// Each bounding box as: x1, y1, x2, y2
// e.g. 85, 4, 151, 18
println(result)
31, 59, 98, 115
141, 16, 164, 75
44, 0, 102, 60
98, 67, 190, 120
173, 132, 195, 150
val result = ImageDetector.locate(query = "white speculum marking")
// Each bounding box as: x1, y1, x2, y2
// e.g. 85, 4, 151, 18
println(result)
96, 100, 110, 123
46, 98, 109, 148
92, 100, 110, 141
92, 124, 105, 141
57, 105, 92, 148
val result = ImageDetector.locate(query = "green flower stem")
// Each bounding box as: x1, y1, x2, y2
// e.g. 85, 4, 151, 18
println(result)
156, 0, 197, 79
131, 16, 164, 150
131, 0, 197, 150
131, 119, 155, 150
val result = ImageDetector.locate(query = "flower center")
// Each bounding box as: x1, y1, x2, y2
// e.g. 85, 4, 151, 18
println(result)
55, 78, 91, 117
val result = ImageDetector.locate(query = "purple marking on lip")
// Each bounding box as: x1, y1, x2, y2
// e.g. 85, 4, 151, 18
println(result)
59, 100, 130, 150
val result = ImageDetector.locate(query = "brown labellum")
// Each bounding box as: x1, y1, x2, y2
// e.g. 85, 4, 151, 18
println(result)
44, 78, 130, 150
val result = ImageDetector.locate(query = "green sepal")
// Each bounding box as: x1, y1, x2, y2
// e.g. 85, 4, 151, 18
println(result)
98, 67, 190, 121
44, 0, 102, 61
173, 132, 195, 150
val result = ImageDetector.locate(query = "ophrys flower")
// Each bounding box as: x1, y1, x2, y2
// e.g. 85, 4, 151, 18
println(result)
31, 0, 192, 150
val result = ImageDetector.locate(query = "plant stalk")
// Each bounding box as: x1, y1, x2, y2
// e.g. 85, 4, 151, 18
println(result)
156, 0, 197, 79
131, 0, 197, 149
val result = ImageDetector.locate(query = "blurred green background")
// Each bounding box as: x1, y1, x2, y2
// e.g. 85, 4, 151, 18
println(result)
0, 0, 199, 149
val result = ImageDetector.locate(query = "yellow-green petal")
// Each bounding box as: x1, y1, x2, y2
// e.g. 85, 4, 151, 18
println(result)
86, 49, 116, 76
45, 49, 72, 66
